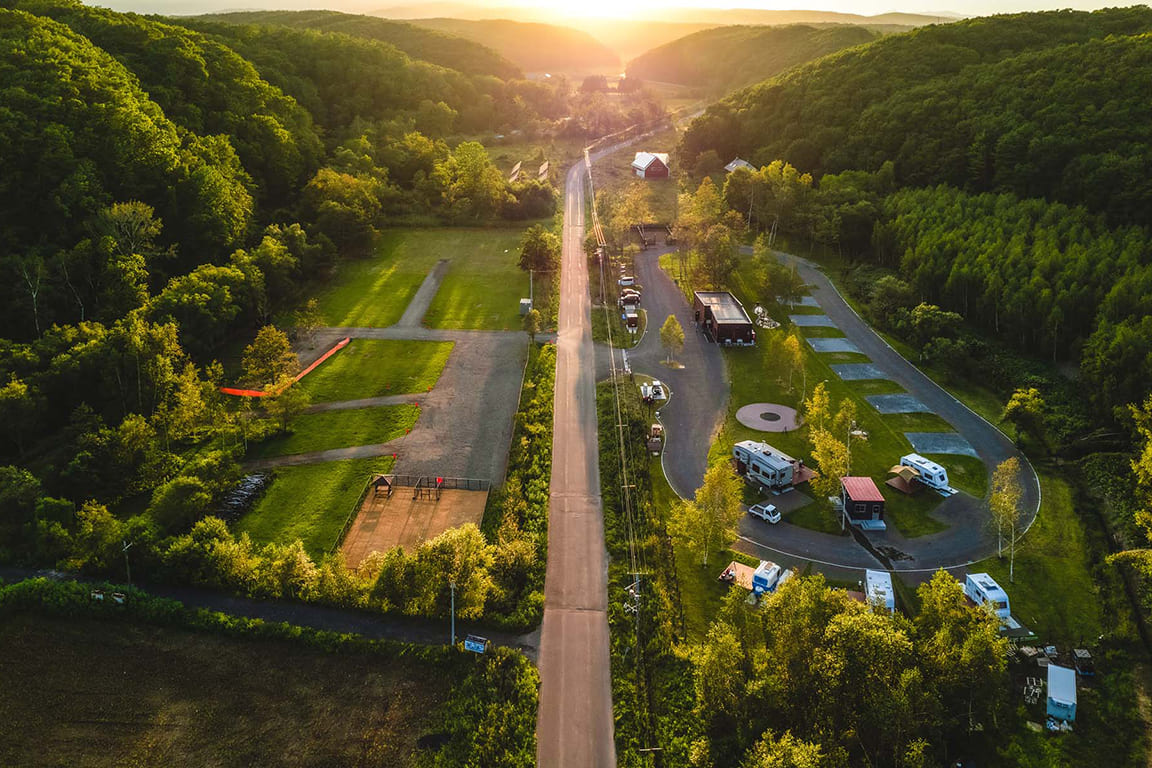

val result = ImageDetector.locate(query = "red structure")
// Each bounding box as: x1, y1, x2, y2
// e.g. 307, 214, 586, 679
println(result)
219, 337, 350, 398
840, 476, 886, 528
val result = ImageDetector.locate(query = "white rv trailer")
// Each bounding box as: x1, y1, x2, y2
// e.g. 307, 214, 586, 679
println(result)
900, 453, 950, 491
733, 440, 798, 490
964, 572, 1011, 622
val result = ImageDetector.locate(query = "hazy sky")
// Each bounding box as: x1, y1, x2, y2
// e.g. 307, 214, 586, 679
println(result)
91, 0, 1139, 21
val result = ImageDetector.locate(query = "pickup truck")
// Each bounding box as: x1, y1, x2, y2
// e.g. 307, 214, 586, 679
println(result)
748, 503, 781, 524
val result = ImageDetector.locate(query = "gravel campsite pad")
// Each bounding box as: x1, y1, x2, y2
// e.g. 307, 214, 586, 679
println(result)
789, 314, 837, 327
808, 337, 861, 354
866, 394, 933, 414
830, 363, 890, 381
904, 432, 979, 458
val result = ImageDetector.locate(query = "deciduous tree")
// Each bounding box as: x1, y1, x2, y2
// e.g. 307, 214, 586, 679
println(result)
660, 314, 685, 364
989, 457, 1023, 581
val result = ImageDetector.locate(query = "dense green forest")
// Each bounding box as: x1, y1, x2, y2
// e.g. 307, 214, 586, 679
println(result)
0, 0, 605, 619
408, 17, 620, 73
626, 23, 877, 94
193, 9, 522, 80
681, 8, 1152, 226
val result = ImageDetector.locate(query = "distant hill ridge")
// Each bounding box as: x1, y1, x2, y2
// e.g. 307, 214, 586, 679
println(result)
407, 17, 619, 72
627, 24, 879, 93
195, 9, 522, 79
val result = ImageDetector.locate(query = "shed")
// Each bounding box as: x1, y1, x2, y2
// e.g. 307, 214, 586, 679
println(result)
725, 157, 755, 173
841, 477, 885, 529
632, 152, 670, 179
865, 569, 895, 613
1047, 664, 1077, 722
693, 291, 755, 345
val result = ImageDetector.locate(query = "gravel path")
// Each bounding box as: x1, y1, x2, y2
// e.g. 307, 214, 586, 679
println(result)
396, 259, 450, 327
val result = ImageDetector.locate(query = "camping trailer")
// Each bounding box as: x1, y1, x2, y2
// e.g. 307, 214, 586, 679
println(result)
900, 453, 949, 491
865, 569, 895, 613
733, 440, 799, 490
752, 561, 781, 594
1047, 664, 1077, 723
964, 572, 1011, 621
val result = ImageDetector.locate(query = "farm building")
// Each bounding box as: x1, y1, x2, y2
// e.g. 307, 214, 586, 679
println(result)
632, 152, 670, 179
841, 476, 886, 529
733, 440, 802, 489
725, 157, 755, 173
1047, 664, 1077, 723
693, 291, 756, 345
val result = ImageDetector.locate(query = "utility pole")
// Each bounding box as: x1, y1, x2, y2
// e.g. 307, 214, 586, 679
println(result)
450, 581, 456, 646
121, 540, 133, 586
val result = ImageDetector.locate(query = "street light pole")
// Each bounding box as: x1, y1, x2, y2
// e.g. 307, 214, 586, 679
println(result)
450, 581, 456, 646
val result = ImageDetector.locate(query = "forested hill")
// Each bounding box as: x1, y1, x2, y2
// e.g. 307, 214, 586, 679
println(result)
680, 7, 1152, 226
193, 10, 521, 80
408, 18, 619, 73
626, 24, 878, 93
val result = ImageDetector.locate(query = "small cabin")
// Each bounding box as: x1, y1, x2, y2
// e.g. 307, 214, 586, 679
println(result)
1047, 664, 1077, 723
632, 152, 670, 179
733, 440, 800, 489
964, 572, 1011, 622
865, 569, 895, 613
841, 477, 885, 529
900, 453, 949, 491
693, 291, 755, 345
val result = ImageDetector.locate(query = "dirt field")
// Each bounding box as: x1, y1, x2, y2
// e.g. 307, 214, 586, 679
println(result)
0, 614, 450, 768
342, 486, 489, 566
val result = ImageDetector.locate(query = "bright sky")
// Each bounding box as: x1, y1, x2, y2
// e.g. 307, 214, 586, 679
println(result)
528, 0, 1130, 19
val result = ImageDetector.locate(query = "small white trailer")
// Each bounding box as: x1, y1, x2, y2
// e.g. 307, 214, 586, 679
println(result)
900, 453, 952, 493
865, 569, 895, 613
964, 572, 1011, 622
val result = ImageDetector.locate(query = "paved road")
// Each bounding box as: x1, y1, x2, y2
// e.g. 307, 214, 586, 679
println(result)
536, 155, 616, 768
734, 253, 1041, 572
621, 247, 729, 498
0, 567, 538, 657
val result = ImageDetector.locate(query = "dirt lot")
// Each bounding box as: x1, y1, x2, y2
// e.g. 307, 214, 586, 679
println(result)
342, 487, 489, 566
0, 614, 450, 768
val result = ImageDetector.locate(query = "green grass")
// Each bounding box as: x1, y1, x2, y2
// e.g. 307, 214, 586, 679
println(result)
591, 127, 680, 224
235, 456, 394, 558
785, 502, 846, 535
299, 339, 453, 402
819, 351, 872, 364
929, 453, 988, 498
881, 412, 956, 433
248, 406, 419, 459
797, 325, 846, 338
314, 229, 452, 328
884, 490, 948, 538
423, 227, 552, 330
973, 472, 1103, 644
591, 305, 646, 348
0, 614, 452, 768
847, 379, 907, 396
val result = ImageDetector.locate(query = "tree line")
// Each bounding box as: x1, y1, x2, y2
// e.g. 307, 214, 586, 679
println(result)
680, 7, 1152, 228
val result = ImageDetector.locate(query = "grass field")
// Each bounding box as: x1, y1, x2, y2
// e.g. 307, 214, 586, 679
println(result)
300, 339, 453, 402
314, 230, 450, 327
422, 227, 554, 331
235, 456, 394, 557
249, 406, 419, 459
591, 127, 680, 225
0, 614, 448, 768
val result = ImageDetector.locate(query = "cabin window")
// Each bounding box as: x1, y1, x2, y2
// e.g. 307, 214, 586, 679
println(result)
854, 503, 866, 514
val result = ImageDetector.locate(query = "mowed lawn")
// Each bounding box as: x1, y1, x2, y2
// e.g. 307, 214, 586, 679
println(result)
300, 339, 453, 402
0, 615, 448, 768
236, 456, 394, 557
422, 228, 540, 330
314, 229, 450, 327
248, 405, 419, 459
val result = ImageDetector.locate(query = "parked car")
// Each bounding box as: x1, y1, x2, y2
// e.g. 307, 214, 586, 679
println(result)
748, 503, 780, 524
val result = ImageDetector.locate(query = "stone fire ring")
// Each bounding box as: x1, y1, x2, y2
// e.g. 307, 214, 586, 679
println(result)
736, 403, 802, 432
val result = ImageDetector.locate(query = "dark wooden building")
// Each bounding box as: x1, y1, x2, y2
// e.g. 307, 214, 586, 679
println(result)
693, 291, 755, 345
840, 476, 886, 530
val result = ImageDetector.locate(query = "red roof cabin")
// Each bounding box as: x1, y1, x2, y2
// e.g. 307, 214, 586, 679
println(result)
841, 476, 886, 531
632, 152, 670, 179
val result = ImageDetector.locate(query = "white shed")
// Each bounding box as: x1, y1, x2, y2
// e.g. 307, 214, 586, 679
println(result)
1047, 664, 1077, 722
